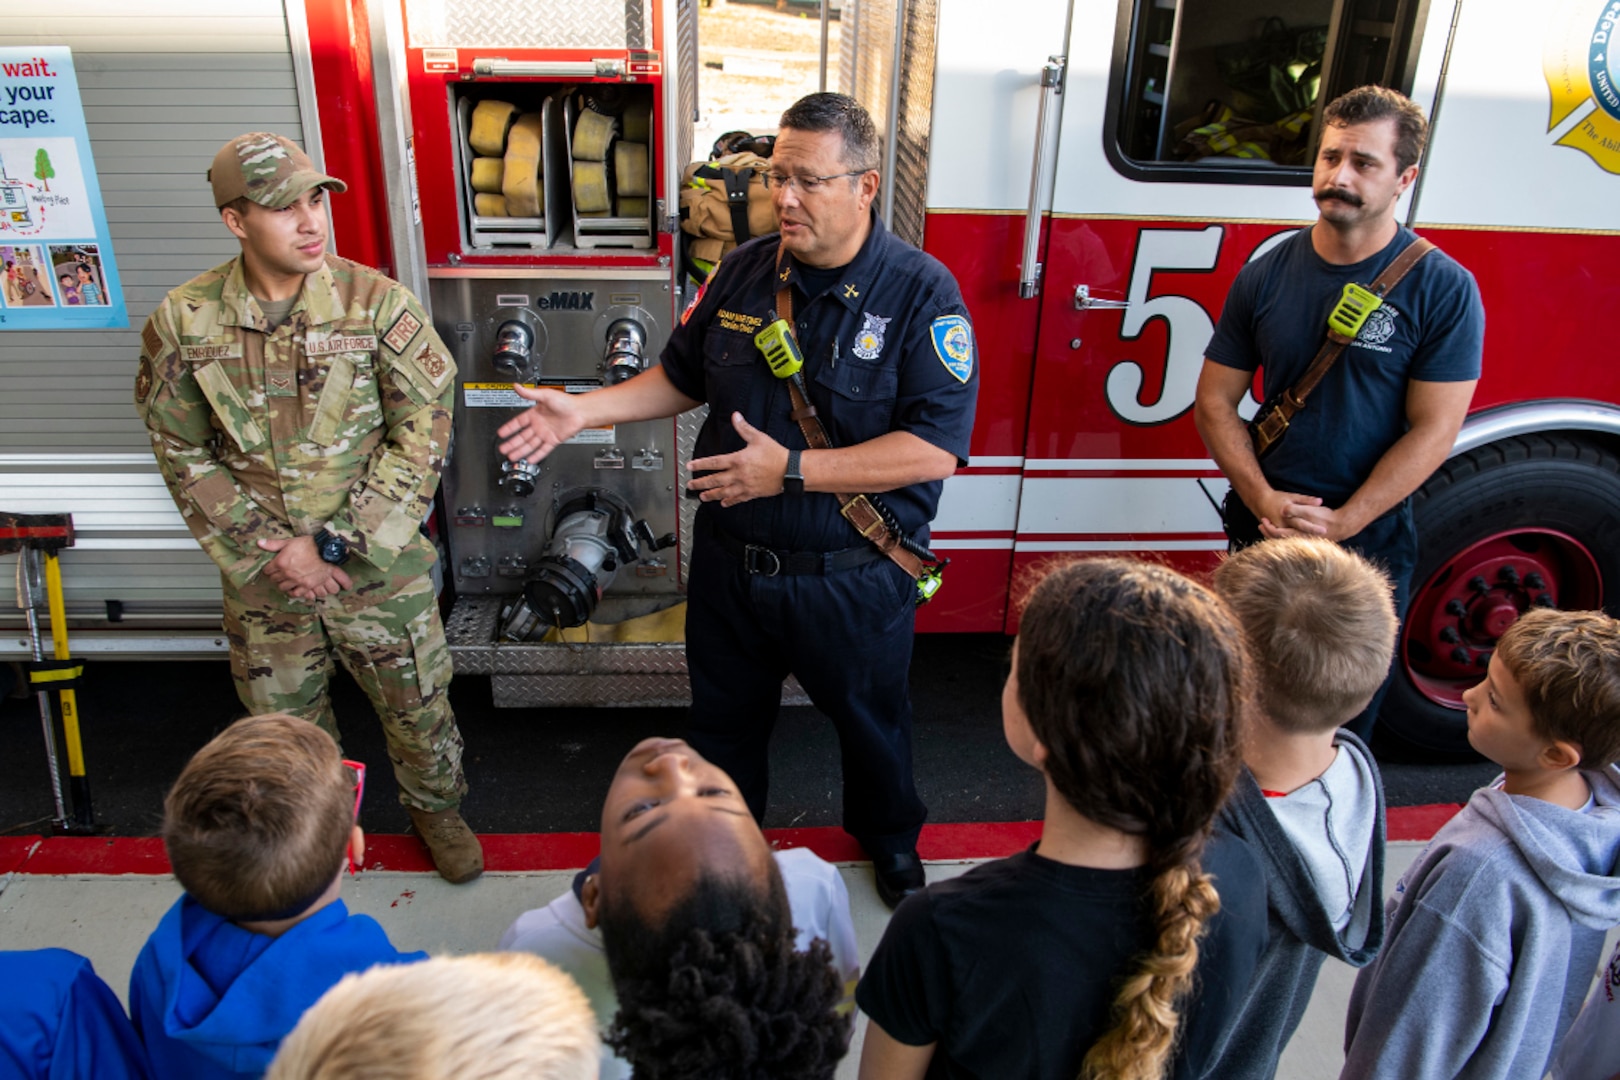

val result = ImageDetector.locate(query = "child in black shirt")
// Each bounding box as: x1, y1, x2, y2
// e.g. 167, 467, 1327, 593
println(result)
856, 558, 1268, 1080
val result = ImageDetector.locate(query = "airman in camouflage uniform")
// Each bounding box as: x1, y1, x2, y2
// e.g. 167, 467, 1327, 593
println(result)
134, 132, 482, 882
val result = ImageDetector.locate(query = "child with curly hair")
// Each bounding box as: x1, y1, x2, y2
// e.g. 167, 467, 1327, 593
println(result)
500, 736, 858, 1080
857, 558, 1268, 1080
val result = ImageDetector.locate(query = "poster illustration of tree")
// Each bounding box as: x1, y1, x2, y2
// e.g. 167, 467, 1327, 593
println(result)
0, 46, 125, 329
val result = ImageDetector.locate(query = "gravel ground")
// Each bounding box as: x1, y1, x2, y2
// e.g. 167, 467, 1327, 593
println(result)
694, 2, 844, 154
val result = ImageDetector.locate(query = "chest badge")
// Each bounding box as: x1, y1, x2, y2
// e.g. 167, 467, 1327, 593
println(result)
1358, 306, 1398, 345
852, 312, 890, 361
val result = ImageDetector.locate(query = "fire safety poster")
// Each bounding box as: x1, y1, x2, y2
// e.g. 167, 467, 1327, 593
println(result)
0, 46, 126, 330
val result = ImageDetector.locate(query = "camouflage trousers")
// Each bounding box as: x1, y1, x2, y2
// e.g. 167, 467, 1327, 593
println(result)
222, 572, 467, 813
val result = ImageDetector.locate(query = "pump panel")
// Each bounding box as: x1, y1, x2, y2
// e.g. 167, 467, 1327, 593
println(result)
430, 270, 680, 625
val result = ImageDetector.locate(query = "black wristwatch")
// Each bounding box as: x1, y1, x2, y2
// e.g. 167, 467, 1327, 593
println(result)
312, 528, 350, 566
783, 449, 805, 496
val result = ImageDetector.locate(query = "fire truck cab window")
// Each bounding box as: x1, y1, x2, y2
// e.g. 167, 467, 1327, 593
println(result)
1108, 0, 1429, 183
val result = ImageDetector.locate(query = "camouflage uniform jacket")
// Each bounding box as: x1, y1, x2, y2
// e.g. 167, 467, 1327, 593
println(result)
135, 254, 455, 607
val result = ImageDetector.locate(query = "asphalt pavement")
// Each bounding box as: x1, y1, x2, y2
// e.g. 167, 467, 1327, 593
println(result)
0, 633, 1499, 838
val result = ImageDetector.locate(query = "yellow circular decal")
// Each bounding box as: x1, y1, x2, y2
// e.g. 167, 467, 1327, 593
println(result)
1545, 0, 1620, 173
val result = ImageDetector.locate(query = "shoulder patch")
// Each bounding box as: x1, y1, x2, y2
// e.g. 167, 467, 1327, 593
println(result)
382, 308, 423, 354
135, 357, 155, 405
930, 315, 974, 383
681, 263, 718, 326
414, 340, 450, 386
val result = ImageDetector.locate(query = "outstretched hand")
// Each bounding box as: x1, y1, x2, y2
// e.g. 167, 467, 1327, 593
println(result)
686, 413, 790, 507
497, 385, 587, 464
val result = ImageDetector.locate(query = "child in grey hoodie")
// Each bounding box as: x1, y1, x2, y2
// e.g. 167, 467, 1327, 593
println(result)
1342, 607, 1620, 1080
1206, 538, 1395, 1080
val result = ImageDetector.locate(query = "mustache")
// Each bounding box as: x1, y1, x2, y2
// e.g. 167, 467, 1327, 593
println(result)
1314, 187, 1363, 207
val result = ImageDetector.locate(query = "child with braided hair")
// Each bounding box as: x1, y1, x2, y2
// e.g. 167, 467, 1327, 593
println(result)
856, 557, 1268, 1080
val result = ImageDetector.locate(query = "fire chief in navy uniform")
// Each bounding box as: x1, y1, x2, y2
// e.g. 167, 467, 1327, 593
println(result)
498, 93, 978, 908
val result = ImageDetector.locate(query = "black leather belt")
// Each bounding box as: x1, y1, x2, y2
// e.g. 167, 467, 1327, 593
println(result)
709, 523, 883, 577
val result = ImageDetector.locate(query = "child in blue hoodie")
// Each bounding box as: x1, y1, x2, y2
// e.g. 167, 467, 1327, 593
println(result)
1, 949, 150, 1079
129, 713, 426, 1079
1342, 608, 1620, 1080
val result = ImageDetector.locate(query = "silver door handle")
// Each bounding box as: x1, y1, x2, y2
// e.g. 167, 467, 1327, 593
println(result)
1018, 56, 1065, 300
1074, 285, 1130, 310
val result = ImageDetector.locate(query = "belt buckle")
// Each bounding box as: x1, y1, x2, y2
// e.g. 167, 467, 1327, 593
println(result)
744, 544, 781, 577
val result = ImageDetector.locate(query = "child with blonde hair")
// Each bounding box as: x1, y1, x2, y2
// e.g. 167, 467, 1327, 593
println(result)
268, 953, 598, 1080
1208, 537, 1395, 1079
857, 558, 1268, 1079
129, 713, 425, 1078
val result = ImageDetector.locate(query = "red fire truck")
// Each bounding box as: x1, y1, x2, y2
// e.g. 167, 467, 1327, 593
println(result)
2, 0, 1616, 758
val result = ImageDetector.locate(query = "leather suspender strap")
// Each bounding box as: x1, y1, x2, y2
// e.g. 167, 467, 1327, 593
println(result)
772, 247, 927, 580
1249, 237, 1436, 456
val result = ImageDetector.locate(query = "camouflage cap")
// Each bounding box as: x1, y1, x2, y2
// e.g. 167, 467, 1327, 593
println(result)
209, 132, 347, 211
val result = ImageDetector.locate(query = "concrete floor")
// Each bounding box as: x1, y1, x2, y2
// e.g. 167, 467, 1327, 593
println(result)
10, 841, 1615, 1078
4, 841, 1557, 1080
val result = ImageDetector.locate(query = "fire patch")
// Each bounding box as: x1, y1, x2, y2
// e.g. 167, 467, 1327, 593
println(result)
383, 309, 423, 354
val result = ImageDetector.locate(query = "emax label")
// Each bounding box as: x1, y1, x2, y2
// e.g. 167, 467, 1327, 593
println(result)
535, 291, 594, 311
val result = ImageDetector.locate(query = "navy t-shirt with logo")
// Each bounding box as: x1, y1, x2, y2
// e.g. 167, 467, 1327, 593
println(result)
1206, 225, 1484, 507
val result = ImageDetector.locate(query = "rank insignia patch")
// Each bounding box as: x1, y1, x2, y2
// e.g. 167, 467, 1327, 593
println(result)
930, 315, 974, 383
383, 309, 423, 354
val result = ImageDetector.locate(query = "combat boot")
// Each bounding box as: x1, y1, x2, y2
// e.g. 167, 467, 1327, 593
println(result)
407, 807, 484, 884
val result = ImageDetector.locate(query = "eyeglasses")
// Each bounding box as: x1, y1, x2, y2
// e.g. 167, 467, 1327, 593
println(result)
343, 759, 366, 874
762, 170, 868, 195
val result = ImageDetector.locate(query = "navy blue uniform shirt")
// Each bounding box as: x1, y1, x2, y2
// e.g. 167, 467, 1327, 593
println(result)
1206, 226, 1484, 507
660, 212, 978, 553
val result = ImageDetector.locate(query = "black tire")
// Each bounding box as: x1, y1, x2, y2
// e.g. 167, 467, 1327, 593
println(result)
1380, 433, 1620, 758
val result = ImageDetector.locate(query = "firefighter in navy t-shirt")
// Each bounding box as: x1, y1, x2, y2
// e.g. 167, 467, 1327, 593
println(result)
498, 93, 977, 909
1195, 86, 1484, 741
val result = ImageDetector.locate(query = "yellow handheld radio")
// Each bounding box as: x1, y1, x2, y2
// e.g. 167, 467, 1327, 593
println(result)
754, 318, 804, 380
1327, 282, 1382, 340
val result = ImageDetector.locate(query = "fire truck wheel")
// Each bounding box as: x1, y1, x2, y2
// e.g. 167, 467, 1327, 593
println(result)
1380, 433, 1620, 760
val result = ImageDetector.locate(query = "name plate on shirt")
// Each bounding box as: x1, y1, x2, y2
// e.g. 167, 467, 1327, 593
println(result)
306, 333, 379, 357
180, 344, 243, 363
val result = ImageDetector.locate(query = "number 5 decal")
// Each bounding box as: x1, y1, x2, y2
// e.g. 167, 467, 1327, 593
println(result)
1104, 226, 1222, 425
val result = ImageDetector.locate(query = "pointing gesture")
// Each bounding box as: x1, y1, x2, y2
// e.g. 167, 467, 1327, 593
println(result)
497, 384, 586, 464
687, 413, 792, 507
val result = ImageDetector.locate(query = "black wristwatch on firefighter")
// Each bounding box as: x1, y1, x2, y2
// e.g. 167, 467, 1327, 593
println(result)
783, 449, 805, 496
313, 527, 350, 566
